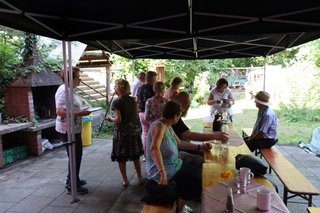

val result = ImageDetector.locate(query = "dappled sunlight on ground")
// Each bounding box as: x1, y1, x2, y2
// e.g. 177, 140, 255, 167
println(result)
185, 99, 256, 120
184, 99, 257, 133
184, 105, 210, 120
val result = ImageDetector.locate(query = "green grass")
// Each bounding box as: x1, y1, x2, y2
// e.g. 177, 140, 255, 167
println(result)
92, 122, 113, 139
94, 100, 318, 145
183, 118, 204, 133
184, 108, 318, 145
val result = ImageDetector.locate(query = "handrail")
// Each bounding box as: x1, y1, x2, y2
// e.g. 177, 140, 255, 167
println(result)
80, 80, 107, 98
76, 87, 100, 103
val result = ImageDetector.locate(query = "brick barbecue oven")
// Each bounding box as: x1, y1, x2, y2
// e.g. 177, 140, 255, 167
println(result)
3, 44, 63, 157
5, 33, 62, 121
5, 69, 62, 121
4, 69, 62, 157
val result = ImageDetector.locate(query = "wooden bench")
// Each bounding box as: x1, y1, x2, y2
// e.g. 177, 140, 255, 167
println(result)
242, 128, 320, 206
141, 202, 177, 213
261, 147, 320, 206
308, 207, 320, 213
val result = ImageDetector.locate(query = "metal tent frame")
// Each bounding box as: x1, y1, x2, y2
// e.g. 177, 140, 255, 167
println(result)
1, 0, 320, 202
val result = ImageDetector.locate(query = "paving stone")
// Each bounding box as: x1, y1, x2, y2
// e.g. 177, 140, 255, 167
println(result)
73, 199, 114, 213
31, 168, 64, 179
13, 177, 50, 190
8, 196, 54, 213
0, 139, 319, 213
0, 202, 15, 213
32, 184, 65, 198
38, 206, 74, 213
0, 188, 33, 203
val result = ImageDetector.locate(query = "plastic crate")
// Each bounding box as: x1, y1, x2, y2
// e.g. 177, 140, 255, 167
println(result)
2, 146, 27, 165
14, 146, 27, 161
3, 148, 15, 165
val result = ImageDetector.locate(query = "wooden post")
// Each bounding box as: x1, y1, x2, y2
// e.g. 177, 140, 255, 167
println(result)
106, 64, 111, 104
155, 64, 165, 81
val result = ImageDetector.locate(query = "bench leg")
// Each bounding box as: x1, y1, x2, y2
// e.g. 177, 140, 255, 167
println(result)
254, 149, 263, 159
0, 136, 3, 168
308, 195, 313, 207
283, 187, 288, 206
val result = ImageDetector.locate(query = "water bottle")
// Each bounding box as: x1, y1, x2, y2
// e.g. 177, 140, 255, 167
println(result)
222, 109, 228, 122
221, 122, 229, 133
221, 122, 229, 148
225, 187, 234, 212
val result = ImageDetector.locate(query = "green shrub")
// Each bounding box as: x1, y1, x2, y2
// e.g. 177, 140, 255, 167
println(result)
278, 101, 320, 122
92, 121, 114, 139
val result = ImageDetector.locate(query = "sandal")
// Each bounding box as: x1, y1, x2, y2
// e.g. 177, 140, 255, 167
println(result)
121, 179, 129, 187
138, 177, 145, 185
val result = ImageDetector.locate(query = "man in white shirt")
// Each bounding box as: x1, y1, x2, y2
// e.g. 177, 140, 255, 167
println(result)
131, 72, 146, 100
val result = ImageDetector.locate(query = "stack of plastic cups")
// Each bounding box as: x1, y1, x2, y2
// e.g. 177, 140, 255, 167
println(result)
221, 121, 229, 150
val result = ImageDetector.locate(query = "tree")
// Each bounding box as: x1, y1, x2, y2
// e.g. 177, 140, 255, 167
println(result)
0, 28, 23, 87
0, 27, 63, 87
110, 54, 151, 81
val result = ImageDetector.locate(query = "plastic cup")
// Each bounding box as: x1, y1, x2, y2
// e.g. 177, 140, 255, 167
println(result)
239, 167, 254, 184
235, 172, 247, 194
213, 140, 223, 157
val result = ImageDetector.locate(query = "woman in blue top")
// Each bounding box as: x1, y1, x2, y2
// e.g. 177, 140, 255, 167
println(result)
146, 101, 212, 212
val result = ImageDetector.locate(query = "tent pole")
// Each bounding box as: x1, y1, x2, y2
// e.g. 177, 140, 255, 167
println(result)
63, 41, 79, 203
263, 56, 267, 91
67, 41, 78, 203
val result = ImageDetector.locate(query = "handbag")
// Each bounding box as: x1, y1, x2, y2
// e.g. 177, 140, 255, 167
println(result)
235, 154, 267, 176
141, 179, 178, 205
212, 113, 222, 131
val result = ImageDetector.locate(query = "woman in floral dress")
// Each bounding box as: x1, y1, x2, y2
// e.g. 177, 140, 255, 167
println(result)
106, 79, 144, 187
145, 81, 168, 123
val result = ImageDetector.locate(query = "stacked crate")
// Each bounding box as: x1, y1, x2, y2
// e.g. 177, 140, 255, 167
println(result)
3, 146, 27, 165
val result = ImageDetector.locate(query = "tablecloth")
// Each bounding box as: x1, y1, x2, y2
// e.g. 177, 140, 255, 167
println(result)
202, 179, 289, 213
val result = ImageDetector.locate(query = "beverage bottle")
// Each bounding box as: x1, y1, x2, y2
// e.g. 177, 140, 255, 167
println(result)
221, 122, 229, 148
221, 122, 229, 134
222, 109, 228, 122
225, 187, 234, 212
212, 113, 222, 131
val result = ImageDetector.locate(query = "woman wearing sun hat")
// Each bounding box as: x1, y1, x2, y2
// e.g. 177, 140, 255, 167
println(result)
244, 91, 278, 152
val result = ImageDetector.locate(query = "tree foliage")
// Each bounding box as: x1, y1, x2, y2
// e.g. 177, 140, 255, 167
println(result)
0, 27, 62, 87
108, 40, 320, 107
0, 29, 24, 87
110, 54, 151, 81
1, 25, 320, 108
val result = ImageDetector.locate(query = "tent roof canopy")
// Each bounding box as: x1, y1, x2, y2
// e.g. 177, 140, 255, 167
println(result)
1, 0, 320, 59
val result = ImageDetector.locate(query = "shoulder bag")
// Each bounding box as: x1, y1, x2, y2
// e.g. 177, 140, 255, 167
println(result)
141, 179, 178, 205
235, 154, 268, 176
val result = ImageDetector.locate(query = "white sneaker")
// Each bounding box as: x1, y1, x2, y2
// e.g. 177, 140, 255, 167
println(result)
142, 157, 146, 162
183, 205, 193, 213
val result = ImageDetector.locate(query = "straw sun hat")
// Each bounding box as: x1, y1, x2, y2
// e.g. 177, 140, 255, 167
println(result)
254, 91, 271, 106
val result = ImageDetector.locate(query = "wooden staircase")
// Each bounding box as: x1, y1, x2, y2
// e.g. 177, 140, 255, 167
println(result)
77, 73, 107, 103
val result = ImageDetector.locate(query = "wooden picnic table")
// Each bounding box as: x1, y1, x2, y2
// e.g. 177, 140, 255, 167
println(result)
308, 207, 320, 213
202, 124, 271, 187
201, 122, 289, 212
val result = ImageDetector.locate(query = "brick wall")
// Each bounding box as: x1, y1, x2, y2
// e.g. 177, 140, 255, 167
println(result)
5, 87, 34, 120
